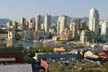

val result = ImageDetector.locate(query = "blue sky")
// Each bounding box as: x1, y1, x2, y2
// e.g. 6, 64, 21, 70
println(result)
0, 0, 107, 20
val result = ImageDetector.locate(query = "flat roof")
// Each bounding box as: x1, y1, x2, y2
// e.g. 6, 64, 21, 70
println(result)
0, 48, 24, 53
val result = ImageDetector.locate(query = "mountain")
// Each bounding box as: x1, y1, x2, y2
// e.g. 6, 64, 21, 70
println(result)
0, 18, 11, 25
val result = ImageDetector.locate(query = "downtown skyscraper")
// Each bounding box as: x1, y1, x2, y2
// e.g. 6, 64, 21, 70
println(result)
44, 14, 51, 32
101, 20, 108, 41
89, 8, 99, 36
35, 15, 41, 31
57, 15, 67, 35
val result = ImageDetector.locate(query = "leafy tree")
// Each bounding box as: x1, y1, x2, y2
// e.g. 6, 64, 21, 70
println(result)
0, 29, 8, 34
76, 43, 84, 48
58, 40, 67, 44
0, 43, 6, 48
40, 47, 53, 53
28, 48, 36, 57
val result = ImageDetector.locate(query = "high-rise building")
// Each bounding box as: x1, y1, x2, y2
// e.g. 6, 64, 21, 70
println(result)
89, 8, 99, 36
59, 28, 72, 41
41, 23, 44, 30
12, 21, 18, 30
35, 15, 41, 31
28, 19, 33, 29
6, 21, 18, 30
69, 19, 73, 31
80, 30, 91, 44
44, 14, 51, 32
57, 15, 67, 35
70, 18, 81, 38
19, 17, 26, 30
80, 21, 87, 31
101, 20, 108, 41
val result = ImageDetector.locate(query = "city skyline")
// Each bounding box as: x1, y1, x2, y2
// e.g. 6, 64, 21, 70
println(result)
0, 0, 108, 21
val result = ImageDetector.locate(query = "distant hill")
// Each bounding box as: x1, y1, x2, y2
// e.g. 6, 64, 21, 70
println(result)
0, 18, 11, 25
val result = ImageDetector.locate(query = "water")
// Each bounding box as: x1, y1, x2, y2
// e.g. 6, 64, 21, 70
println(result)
14, 40, 104, 54
14, 40, 75, 49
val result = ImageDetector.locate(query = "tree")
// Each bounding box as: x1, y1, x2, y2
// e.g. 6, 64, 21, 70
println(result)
40, 47, 52, 53
28, 48, 36, 57
76, 43, 84, 48
0, 43, 6, 48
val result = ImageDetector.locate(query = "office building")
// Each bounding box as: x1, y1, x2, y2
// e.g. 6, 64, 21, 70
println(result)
19, 17, 26, 30
89, 8, 99, 36
44, 14, 51, 32
80, 30, 91, 43
101, 20, 108, 41
28, 19, 33, 29
70, 18, 81, 38
35, 15, 41, 31
57, 15, 67, 35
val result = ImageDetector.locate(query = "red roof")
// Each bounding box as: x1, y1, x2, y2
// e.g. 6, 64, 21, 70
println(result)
97, 51, 106, 56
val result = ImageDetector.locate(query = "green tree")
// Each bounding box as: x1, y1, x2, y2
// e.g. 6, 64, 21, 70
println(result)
40, 47, 52, 53
76, 43, 84, 48
28, 48, 36, 57
0, 43, 6, 48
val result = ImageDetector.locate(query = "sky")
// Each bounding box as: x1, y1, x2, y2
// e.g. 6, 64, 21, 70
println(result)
0, 0, 108, 20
